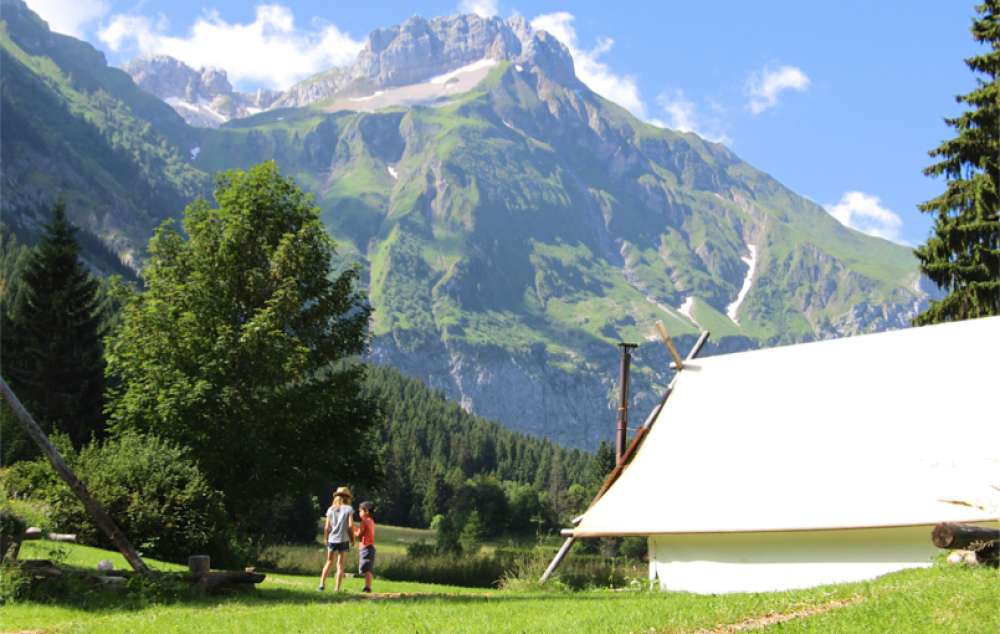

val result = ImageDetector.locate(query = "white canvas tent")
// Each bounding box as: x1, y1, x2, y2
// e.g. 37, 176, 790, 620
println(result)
572, 317, 1000, 594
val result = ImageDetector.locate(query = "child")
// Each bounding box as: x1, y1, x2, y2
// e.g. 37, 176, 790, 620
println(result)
354, 501, 376, 593
319, 486, 355, 592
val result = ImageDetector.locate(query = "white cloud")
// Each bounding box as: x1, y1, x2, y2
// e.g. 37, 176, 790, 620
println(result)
458, 0, 499, 18
655, 90, 732, 145
98, 4, 363, 90
530, 12, 647, 119
747, 65, 810, 115
25, 0, 109, 38
824, 191, 905, 243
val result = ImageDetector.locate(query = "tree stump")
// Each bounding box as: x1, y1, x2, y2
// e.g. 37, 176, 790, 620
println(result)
188, 555, 211, 577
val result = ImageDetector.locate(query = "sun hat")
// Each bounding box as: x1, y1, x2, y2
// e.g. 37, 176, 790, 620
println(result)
334, 486, 353, 500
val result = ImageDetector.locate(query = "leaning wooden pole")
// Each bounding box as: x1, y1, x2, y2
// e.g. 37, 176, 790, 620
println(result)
0, 376, 152, 576
540, 331, 710, 583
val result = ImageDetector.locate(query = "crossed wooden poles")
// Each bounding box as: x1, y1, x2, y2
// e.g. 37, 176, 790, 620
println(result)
540, 324, 710, 582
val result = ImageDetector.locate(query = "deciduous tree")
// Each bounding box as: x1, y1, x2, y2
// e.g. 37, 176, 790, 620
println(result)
105, 162, 378, 535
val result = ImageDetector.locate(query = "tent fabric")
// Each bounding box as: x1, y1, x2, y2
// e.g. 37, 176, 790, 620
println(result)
647, 523, 1000, 593
574, 317, 1000, 538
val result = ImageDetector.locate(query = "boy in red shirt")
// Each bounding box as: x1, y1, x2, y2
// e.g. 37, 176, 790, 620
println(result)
354, 501, 376, 593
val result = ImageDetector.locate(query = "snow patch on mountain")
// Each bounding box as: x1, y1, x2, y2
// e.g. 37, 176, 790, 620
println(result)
727, 244, 758, 324
430, 58, 497, 84
678, 296, 701, 328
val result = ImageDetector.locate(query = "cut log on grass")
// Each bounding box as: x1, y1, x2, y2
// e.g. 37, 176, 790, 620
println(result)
193, 570, 266, 593
933, 522, 1000, 567
23, 527, 78, 542
932, 523, 1000, 550
0, 377, 151, 577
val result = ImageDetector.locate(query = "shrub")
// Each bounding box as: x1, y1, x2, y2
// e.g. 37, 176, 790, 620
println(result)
1, 509, 27, 562
2, 432, 233, 564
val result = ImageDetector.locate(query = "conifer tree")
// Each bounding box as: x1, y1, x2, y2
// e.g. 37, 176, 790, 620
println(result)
914, 0, 1000, 324
1, 203, 106, 456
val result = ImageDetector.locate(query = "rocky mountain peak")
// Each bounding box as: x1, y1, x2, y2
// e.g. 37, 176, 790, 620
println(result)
124, 55, 231, 102
123, 55, 279, 127
274, 13, 577, 108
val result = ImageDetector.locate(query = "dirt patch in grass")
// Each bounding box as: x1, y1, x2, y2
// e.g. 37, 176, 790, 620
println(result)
694, 595, 864, 633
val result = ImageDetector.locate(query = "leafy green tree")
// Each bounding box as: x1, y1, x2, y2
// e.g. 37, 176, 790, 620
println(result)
1, 203, 106, 457
915, 0, 1000, 324
105, 161, 378, 535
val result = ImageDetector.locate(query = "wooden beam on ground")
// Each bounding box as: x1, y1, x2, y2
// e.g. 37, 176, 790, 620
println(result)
0, 377, 152, 577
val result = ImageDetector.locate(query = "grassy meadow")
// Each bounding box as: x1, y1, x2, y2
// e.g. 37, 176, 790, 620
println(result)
4, 538, 998, 633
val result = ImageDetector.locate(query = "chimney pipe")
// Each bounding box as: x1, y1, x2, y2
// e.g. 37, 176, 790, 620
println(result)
615, 342, 638, 464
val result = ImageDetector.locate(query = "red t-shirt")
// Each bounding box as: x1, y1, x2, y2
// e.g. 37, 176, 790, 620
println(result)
358, 516, 375, 547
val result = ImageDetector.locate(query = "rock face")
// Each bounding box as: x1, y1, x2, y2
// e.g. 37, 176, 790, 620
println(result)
274, 14, 576, 108
124, 56, 280, 127
127, 15, 577, 121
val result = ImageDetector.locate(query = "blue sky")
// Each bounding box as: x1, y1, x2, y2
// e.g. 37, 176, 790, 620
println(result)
24, 0, 987, 246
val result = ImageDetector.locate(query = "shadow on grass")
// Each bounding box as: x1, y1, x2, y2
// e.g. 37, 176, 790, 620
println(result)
11, 564, 636, 613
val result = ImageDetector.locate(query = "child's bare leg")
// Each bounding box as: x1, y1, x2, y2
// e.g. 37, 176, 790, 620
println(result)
319, 551, 334, 588
335, 552, 346, 591
364, 571, 373, 590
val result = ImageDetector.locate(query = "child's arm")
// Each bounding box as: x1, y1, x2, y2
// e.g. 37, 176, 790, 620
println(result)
348, 515, 357, 545
322, 515, 330, 543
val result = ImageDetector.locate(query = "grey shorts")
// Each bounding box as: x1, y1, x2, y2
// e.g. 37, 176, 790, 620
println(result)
359, 545, 376, 574
327, 541, 350, 553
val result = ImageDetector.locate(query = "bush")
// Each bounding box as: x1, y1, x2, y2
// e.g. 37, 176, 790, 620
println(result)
1, 509, 27, 562
2, 432, 234, 564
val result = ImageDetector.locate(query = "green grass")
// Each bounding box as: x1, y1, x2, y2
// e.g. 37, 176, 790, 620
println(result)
6, 540, 998, 633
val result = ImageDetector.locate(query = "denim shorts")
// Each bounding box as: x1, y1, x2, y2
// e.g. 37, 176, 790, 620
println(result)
327, 541, 350, 553
359, 545, 376, 574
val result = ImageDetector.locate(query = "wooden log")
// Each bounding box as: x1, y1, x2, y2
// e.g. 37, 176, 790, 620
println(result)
195, 570, 266, 593
0, 377, 151, 576
932, 523, 1000, 550
23, 527, 77, 542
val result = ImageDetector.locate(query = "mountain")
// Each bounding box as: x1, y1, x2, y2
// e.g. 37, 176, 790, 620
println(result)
123, 56, 280, 128
0, 0, 209, 267
0, 4, 935, 449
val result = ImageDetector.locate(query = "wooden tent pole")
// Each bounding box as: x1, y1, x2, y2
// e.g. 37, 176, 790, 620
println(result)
539, 331, 710, 583
0, 376, 152, 576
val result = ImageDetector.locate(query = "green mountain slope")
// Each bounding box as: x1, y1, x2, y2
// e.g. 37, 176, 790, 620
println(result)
189, 59, 928, 447
0, 6, 933, 448
0, 0, 208, 267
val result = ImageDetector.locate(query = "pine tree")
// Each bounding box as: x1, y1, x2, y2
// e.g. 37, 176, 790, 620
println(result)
2, 203, 106, 455
914, 1, 1000, 324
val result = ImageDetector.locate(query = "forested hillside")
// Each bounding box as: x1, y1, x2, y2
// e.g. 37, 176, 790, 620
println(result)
363, 363, 600, 530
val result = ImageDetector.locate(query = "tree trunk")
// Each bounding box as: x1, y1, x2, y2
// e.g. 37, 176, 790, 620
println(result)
0, 377, 151, 576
